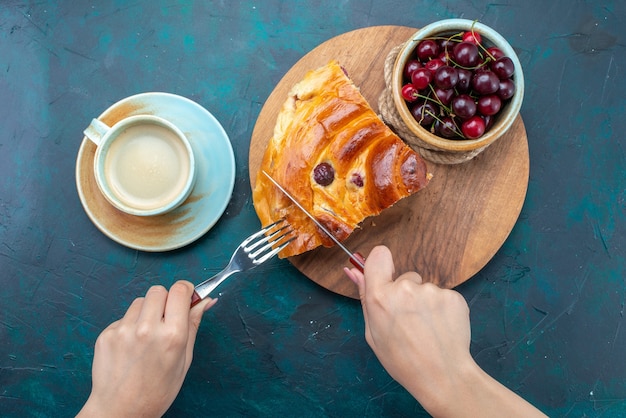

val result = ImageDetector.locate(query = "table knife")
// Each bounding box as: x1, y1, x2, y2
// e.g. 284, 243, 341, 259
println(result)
262, 170, 366, 272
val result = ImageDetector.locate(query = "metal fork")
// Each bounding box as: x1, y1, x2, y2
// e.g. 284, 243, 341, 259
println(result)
190, 219, 295, 306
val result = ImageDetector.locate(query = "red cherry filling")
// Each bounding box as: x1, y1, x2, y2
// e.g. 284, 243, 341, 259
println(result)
313, 162, 335, 186
351, 173, 364, 187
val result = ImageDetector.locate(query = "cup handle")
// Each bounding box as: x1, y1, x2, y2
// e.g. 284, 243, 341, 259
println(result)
83, 118, 111, 146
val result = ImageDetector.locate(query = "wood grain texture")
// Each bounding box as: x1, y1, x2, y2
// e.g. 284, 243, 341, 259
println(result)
249, 26, 529, 298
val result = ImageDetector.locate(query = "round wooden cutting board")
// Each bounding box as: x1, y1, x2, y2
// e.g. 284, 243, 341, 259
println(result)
249, 26, 529, 299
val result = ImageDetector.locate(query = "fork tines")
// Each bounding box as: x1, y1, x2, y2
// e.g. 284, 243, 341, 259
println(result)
243, 219, 295, 265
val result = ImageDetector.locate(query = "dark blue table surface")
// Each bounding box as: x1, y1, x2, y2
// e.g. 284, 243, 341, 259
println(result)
1, 1, 625, 417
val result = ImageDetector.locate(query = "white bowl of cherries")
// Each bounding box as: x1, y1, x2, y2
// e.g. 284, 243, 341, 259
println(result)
391, 19, 524, 155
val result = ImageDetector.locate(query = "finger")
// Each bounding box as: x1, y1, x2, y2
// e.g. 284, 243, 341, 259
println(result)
137, 285, 169, 323
163, 281, 195, 328
343, 267, 371, 340
343, 267, 365, 295
200, 297, 218, 313
120, 297, 145, 323
189, 295, 218, 315
363, 246, 396, 294
184, 297, 218, 369
344, 266, 367, 311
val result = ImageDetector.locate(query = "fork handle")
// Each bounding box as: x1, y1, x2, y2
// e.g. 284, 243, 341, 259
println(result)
190, 291, 202, 307
190, 268, 239, 307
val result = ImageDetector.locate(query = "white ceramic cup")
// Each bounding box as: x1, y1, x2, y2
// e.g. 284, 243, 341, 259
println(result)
83, 115, 196, 216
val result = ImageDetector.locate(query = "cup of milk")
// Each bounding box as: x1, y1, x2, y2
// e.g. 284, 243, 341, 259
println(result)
83, 115, 196, 216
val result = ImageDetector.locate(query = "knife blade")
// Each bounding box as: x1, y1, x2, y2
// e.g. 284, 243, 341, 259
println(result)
262, 170, 366, 272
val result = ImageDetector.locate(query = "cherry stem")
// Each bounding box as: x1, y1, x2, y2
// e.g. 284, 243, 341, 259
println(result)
427, 111, 466, 139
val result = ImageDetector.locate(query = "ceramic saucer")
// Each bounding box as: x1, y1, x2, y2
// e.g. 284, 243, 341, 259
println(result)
76, 92, 236, 251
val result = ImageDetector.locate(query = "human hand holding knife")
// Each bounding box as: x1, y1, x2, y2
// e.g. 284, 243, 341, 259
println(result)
262, 170, 366, 273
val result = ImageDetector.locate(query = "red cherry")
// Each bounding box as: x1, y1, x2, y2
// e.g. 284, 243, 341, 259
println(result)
462, 116, 486, 139
453, 42, 480, 68
451, 94, 476, 119
416, 39, 440, 61
438, 50, 450, 65
411, 68, 433, 90
403, 59, 422, 79
472, 70, 500, 95
498, 79, 515, 100
440, 38, 455, 52
491, 56, 515, 79
401, 83, 420, 102
462, 30, 482, 45
434, 65, 459, 89
434, 87, 454, 106
456, 68, 472, 92
484, 114, 495, 131
477, 94, 502, 116
424, 58, 445, 73
436, 116, 461, 138
411, 101, 438, 127
486, 46, 505, 60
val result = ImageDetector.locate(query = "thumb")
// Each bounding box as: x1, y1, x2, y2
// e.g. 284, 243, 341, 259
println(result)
189, 297, 217, 333
363, 245, 395, 296
184, 298, 217, 368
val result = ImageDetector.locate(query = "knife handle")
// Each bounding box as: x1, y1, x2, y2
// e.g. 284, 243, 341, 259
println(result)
350, 252, 366, 273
